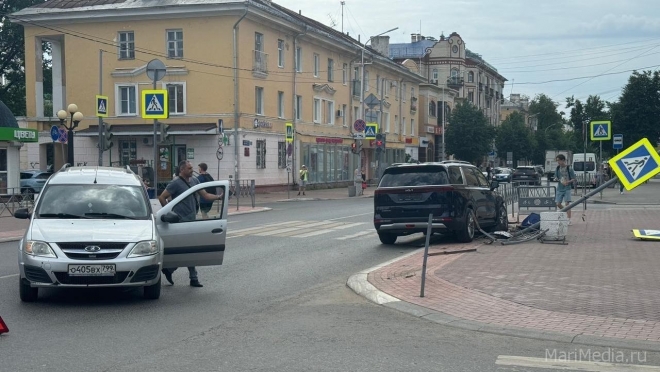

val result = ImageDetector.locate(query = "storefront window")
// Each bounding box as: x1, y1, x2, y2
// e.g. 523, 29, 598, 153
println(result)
302, 143, 354, 184
119, 139, 137, 166
328, 146, 335, 182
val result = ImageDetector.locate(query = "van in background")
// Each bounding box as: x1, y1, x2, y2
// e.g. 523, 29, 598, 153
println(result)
572, 153, 597, 188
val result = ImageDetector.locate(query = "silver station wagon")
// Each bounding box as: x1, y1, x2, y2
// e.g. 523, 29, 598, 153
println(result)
14, 165, 229, 301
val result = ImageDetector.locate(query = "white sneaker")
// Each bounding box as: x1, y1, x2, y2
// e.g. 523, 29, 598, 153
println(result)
620, 191, 624, 195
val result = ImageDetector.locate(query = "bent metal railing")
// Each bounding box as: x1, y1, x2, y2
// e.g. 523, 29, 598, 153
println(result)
228, 179, 256, 208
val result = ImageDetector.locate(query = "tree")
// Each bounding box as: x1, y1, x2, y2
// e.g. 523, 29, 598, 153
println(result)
444, 102, 495, 165
528, 94, 564, 162
566, 94, 610, 155
0, 0, 48, 116
609, 70, 660, 148
495, 111, 535, 167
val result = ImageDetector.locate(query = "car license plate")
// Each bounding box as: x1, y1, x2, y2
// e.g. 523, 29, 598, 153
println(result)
399, 194, 422, 201
68, 264, 116, 276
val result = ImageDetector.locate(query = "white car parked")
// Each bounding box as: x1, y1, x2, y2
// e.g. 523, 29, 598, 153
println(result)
14, 165, 229, 301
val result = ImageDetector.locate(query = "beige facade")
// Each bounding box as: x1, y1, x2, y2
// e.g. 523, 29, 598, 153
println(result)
14, 0, 423, 188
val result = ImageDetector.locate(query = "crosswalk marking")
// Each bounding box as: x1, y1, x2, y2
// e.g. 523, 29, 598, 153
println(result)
337, 230, 374, 240
226, 220, 369, 239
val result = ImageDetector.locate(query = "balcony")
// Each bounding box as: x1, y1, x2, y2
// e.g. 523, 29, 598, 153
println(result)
410, 99, 417, 112
252, 50, 268, 78
447, 77, 464, 89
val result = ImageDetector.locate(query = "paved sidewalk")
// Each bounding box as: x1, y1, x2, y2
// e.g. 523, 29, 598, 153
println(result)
0, 186, 374, 243
350, 181, 660, 351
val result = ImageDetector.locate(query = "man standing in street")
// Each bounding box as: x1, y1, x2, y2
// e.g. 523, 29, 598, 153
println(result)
158, 160, 223, 287
554, 154, 576, 223
298, 165, 308, 196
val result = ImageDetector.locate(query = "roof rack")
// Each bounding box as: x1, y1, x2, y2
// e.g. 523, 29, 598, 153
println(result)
58, 164, 72, 172
438, 160, 471, 164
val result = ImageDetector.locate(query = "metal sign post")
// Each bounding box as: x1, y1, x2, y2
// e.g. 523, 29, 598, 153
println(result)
145, 59, 166, 196
420, 213, 433, 298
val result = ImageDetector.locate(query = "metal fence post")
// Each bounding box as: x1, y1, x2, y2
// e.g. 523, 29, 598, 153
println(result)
420, 213, 433, 298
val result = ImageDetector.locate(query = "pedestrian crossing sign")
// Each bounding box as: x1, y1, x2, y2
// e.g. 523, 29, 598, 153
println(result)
632, 229, 660, 241
590, 120, 611, 141
141, 90, 168, 119
365, 123, 378, 140
608, 137, 660, 190
96, 95, 108, 117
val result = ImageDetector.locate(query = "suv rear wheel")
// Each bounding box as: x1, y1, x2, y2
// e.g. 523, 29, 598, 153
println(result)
378, 232, 397, 245
455, 209, 476, 243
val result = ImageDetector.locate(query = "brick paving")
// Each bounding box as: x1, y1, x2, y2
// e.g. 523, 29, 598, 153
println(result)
369, 208, 660, 342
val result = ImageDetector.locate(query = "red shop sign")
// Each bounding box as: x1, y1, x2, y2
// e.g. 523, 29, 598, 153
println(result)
315, 137, 343, 144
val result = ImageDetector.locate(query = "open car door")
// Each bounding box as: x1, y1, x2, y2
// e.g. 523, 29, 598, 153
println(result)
156, 180, 229, 269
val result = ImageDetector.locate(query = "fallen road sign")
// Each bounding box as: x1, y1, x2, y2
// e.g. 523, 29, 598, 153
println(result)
632, 229, 660, 241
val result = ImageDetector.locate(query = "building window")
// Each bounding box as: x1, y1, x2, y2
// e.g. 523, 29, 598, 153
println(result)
277, 39, 285, 68
353, 106, 359, 122
255, 32, 264, 52
0, 149, 6, 193
313, 98, 321, 123
342, 104, 347, 126
166, 29, 183, 58
295, 47, 302, 72
394, 115, 398, 133
429, 101, 436, 117
256, 139, 266, 169
313, 53, 319, 77
410, 118, 415, 136
403, 83, 407, 102
165, 83, 185, 115
376, 75, 380, 93
119, 139, 137, 166
118, 31, 134, 59
327, 58, 334, 82
296, 95, 302, 120
468, 71, 474, 83
116, 84, 137, 115
432, 69, 438, 81
364, 71, 369, 91
402, 116, 406, 135
277, 91, 284, 118
325, 100, 334, 125
255, 87, 264, 115
277, 141, 287, 169
342, 63, 347, 84
468, 91, 474, 103
384, 112, 390, 133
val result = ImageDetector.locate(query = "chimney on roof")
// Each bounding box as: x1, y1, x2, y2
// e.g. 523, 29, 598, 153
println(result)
371, 36, 390, 57
411, 33, 420, 43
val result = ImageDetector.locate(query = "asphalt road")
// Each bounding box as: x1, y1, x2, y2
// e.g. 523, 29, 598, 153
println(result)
1, 197, 659, 371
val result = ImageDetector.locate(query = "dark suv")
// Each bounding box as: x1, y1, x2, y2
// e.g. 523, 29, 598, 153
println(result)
373, 162, 508, 244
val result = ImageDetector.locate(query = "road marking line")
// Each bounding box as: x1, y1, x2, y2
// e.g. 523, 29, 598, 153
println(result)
291, 229, 336, 238
254, 227, 305, 236
328, 212, 372, 221
496, 355, 660, 371
0, 274, 18, 280
331, 222, 366, 230
228, 221, 304, 234
337, 230, 374, 240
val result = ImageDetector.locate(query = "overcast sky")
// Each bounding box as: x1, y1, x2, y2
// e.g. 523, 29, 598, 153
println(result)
274, 0, 660, 114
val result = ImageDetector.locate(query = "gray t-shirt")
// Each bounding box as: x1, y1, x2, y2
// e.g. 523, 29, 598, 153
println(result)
166, 177, 199, 221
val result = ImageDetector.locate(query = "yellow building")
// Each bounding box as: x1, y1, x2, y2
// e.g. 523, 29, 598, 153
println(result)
13, 0, 424, 189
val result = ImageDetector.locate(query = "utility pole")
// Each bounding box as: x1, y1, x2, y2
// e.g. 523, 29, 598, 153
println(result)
98, 49, 104, 166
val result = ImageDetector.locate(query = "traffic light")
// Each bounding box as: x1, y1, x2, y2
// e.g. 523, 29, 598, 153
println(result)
102, 123, 114, 151
375, 133, 385, 153
160, 123, 171, 143
351, 140, 362, 154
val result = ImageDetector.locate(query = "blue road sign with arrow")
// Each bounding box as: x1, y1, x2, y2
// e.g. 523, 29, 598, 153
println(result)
50, 125, 60, 141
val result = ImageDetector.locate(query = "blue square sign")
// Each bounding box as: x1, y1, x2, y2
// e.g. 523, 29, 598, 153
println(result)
141, 90, 168, 119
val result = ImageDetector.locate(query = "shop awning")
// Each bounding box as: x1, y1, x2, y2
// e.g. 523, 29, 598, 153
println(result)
76, 123, 217, 137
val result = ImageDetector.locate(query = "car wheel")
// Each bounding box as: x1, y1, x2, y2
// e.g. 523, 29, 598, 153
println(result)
19, 278, 38, 302
455, 209, 475, 243
143, 277, 161, 300
378, 232, 397, 245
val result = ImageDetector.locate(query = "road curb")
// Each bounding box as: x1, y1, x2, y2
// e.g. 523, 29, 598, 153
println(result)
275, 195, 374, 202
228, 207, 272, 215
347, 252, 660, 352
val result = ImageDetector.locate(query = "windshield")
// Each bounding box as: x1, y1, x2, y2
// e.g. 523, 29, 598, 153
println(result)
573, 161, 596, 172
514, 168, 537, 175
36, 184, 150, 219
379, 167, 450, 187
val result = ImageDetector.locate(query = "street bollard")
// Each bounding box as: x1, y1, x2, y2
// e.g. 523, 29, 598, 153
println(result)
420, 213, 433, 298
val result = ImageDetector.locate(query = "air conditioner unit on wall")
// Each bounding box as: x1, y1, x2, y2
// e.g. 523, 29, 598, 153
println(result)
142, 137, 152, 146
336, 109, 343, 117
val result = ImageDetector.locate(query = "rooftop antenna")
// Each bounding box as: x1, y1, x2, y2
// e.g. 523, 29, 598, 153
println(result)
341, 1, 345, 34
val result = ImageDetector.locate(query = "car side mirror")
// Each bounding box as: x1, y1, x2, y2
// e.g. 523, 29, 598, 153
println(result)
490, 181, 499, 190
14, 208, 31, 219
161, 211, 181, 223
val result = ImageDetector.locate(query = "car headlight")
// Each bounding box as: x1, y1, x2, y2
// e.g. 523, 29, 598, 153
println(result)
25, 241, 57, 258
128, 240, 159, 258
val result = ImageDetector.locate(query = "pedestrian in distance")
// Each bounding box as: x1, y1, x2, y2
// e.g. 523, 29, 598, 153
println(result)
158, 160, 223, 287
554, 154, 576, 223
298, 165, 308, 196
196, 162, 216, 219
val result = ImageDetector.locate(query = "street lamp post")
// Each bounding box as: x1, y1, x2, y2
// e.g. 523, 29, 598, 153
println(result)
57, 104, 83, 166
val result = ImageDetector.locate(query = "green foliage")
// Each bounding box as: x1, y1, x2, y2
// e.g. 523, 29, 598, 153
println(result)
609, 71, 660, 148
528, 94, 564, 163
566, 94, 611, 154
495, 111, 535, 167
445, 102, 495, 164
0, 0, 49, 116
